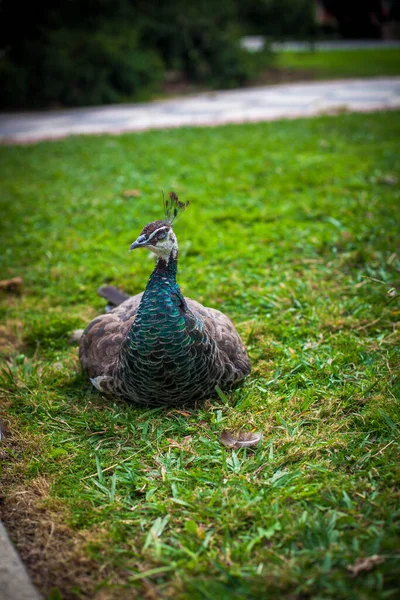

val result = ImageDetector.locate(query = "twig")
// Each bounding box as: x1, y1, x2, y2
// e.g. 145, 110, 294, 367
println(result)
371, 440, 394, 459
82, 450, 142, 480
355, 317, 382, 331
44, 521, 55, 553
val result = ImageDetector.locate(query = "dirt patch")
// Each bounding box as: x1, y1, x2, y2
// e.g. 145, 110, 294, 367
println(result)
0, 473, 137, 599
1, 476, 101, 598
0, 416, 137, 599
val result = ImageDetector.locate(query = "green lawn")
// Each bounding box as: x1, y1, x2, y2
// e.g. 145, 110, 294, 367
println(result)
276, 47, 400, 79
0, 112, 399, 600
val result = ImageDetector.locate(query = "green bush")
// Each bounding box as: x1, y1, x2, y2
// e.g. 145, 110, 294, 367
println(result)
238, 0, 316, 38
137, 0, 254, 88
0, 26, 164, 109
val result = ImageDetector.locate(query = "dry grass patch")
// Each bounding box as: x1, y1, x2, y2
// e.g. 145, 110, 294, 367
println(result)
1, 474, 129, 599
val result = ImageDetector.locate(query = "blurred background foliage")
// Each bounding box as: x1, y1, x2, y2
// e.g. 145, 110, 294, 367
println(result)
0, 0, 399, 109
0, 0, 253, 109
238, 0, 315, 38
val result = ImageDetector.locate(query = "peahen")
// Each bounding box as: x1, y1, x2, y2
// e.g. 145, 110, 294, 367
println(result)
79, 192, 251, 407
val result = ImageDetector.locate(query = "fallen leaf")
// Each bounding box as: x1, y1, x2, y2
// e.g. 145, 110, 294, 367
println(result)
219, 429, 263, 449
0, 276, 23, 294
166, 436, 192, 450
123, 189, 141, 198
347, 554, 384, 577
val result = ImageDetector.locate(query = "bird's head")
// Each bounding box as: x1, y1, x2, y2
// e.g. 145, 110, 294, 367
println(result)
129, 192, 189, 259
129, 219, 175, 257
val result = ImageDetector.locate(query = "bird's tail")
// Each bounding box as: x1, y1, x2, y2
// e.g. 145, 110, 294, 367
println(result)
97, 285, 130, 307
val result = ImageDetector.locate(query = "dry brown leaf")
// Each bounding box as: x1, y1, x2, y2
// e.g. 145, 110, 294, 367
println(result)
166, 436, 193, 450
219, 429, 263, 449
347, 555, 384, 577
123, 189, 141, 198
0, 276, 23, 294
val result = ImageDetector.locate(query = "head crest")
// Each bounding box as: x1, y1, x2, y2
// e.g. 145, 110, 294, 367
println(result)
164, 191, 189, 224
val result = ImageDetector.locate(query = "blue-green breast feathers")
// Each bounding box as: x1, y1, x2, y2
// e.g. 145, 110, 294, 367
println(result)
116, 258, 222, 405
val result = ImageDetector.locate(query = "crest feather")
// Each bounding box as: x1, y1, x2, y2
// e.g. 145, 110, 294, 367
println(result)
164, 191, 189, 224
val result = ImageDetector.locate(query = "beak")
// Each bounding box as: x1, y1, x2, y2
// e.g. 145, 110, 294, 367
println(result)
129, 235, 147, 251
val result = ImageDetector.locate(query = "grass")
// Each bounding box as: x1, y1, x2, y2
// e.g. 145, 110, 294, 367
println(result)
0, 111, 399, 600
276, 47, 400, 79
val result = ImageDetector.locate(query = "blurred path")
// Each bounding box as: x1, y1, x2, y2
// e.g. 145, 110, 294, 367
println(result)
1, 77, 400, 144
242, 37, 400, 52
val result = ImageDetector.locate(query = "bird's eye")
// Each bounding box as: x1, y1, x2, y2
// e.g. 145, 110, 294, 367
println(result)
157, 231, 168, 240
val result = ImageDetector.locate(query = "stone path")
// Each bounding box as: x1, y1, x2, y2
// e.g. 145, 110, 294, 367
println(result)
242, 37, 400, 52
1, 77, 399, 144
0, 522, 42, 600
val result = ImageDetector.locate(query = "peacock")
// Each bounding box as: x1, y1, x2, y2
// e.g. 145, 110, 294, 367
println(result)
79, 192, 251, 407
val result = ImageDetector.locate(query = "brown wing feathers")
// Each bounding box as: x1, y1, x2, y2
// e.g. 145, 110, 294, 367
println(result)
79, 292, 143, 378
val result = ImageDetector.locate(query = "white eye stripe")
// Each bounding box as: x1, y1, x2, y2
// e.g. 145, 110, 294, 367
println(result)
146, 227, 169, 242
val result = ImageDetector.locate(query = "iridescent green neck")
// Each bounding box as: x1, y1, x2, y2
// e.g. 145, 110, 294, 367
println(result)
147, 251, 178, 287
122, 248, 183, 358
